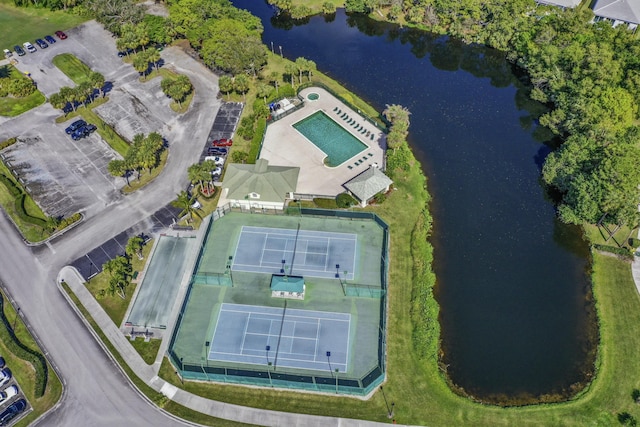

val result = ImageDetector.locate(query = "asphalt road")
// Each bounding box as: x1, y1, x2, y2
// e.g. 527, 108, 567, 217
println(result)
0, 20, 222, 426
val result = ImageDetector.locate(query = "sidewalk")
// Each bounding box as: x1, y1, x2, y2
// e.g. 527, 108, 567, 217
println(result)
57, 266, 401, 427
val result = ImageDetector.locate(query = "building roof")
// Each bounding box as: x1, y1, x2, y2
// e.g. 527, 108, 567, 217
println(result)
343, 167, 393, 203
222, 159, 299, 203
593, 0, 640, 24
536, 0, 581, 8
270, 275, 305, 293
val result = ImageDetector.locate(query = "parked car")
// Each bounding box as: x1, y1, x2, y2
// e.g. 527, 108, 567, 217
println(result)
35, 38, 48, 49
212, 138, 233, 147
65, 119, 87, 134
211, 167, 222, 176
84, 124, 97, 134
0, 357, 4, 370
55, 30, 67, 40
44, 35, 56, 44
0, 370, 11, 389
22, 42, 36, 53
0, 399, 26, 426
207, 147, 228, 156
0, 386, 17, 406
13, 46, 25, 56
204, 156, 225, 166
2, 49, 11, 59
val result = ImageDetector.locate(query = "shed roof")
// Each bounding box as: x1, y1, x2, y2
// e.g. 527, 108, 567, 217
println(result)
343, 167, 393, 203
270, 275, 305, 293
593, 0, 640, 24
222, 159, 299, 203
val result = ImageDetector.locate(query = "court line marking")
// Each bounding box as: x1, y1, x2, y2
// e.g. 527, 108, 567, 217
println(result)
220, 305, 351, 320
313, 318, 320, 362
239, 313, 251, 355
220, 307, 350, 322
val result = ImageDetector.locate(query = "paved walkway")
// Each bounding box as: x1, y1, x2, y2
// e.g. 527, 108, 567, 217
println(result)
57, 265, 403, 427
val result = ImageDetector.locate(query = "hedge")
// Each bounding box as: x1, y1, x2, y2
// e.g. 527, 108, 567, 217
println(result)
248, 117, 267, 163
593, 244, 634, 260
14, 194, 47, 227
0, 174, 21, 198
56, 212, 81, 230
0, 295, 48, 397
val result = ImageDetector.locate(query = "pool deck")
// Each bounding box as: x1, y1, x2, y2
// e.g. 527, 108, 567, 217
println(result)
259, 87, 386, 197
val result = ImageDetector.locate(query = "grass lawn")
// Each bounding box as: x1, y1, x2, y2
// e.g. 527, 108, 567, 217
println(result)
0, 0, 86, 49
130, 337, 161, 365
0, 160, 50, 243
0, 65, 45, 117
55, 98, 130, 157
0, 291, 62, 427
52, 53, 93, 84
122, 150, 168, 194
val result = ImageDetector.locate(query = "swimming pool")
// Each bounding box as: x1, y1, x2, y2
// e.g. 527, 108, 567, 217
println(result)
293, 111, 367, 167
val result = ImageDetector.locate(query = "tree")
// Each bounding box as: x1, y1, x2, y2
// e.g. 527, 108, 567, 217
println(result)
218, 75, 233, 100
133, 52, 150, 76
295, 57, 308, 84
256, 83, 273, 104
135, 22, 150, 51
284, 63, 297, 87
147, 47, 161, 71
383, 104, 411, 127
172, 190, 201, 222
200, 19, 267, 74
49, 92, 66, 114
102, 256, 132, 299
76, 81, 93, 107
125, 235, 144, 260
89, 72, 105, 99
59, 86, 77, 111
233, 74, 249, 101
269, 71, 280, 95
108, 159, 129, 186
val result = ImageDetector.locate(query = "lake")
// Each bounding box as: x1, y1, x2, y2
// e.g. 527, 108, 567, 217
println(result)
231, 1, 596, 404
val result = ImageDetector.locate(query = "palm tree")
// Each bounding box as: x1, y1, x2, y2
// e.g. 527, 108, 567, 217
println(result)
136, 23, 150, 52
125, 235, 145, 260
108, 159, 130, 186
233, 74, 249, 102
171, 190, 201, 222
284, 63, 297, 87
133, 53, 149, 76
383, 104, 411, 127
49, 92, 66, 114
76, 81, 93, 107
116, 38, 128, 57
103, 256, 131, 299
146, 132, 164, 152
147, 47, 161, 71
218, 75, 233, 100
59, 86, 77, 111
306, 59, 316, 81
269, 71, 280, 95
89, 72, 105, 99
257, 83, 273, 104
188, 163, 206, 192
295, 57, 307, 84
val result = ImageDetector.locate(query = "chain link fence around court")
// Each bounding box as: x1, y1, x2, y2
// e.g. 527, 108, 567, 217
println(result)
167, 205, 390, 396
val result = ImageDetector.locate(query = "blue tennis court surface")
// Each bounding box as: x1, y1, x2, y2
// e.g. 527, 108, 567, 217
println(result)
209, 303, 350, 372
232, 226, 356, 280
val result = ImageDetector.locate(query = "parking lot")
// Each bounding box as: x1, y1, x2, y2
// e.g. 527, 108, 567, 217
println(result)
0, 20, 222, 222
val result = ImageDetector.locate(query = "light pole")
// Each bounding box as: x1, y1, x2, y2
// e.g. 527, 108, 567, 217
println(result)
279, 45, 283, 57
335, 368, 339, 394
267, 362, 273, 387
271, 41, 274, 54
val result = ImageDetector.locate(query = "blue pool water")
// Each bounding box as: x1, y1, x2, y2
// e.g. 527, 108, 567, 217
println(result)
293, 111, 367, 167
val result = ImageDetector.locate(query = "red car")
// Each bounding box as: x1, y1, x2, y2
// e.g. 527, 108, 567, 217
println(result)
55, 30, 68, 40
212, 138, 233, 147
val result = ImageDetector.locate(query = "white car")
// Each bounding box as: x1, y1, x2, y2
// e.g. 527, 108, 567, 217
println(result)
204, 156, 225, 166
0, 370, 11, 389
2, 49, 11, 58
211, 167, 222, 176
0, 386, 17, 406
22, 42, 36, 53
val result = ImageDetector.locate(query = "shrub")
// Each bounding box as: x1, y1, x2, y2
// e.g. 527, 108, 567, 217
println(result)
56, 213, 82, 230
0, 174, 22, 198
278, 83, 296, 98
15, 194, 47, 227
629, 238, 640, 249
593, 244, 633, 259
336, 193, 357, 208
386, 143, 413, 177
373, 191, 386, 204
10, 78, 36, 97
0, 295, 48, 397
252, 98, 269, 119
231, 150, 249, 163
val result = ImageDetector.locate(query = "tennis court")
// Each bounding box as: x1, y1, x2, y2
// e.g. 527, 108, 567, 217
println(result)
232, 226, 357, 280
209, 303, 350, 372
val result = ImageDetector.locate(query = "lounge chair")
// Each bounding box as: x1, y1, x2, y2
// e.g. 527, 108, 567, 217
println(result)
333, 107, 338, 112
367, 153, 373, 157
370, 134, 375, 140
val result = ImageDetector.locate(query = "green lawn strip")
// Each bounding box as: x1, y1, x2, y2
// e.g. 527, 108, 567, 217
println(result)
60, 283, 249, 427
0, 291, 62, 427
130, 337, 161, 365
122, 150, 169, 193
52, 53, 93, 85
0, 160, 50, 243
85, 240, 154, 326
175, 186, 221, 230
170, 90, 193, 114
55, 99, 130, 157
0, 65, 45, 117
0, 1, 86, 49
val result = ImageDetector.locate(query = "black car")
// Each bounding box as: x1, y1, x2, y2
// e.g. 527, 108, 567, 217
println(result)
84, 124, 97, 134
44, 35, 56, 44
0, 399, 26, 426
35, 38, 48, 49
71, 124, 97, 140
65, 119, 86, 134
207, 147, 228, 155
13, 45, 25, 56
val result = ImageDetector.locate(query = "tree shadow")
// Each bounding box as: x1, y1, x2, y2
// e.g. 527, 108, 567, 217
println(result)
0, 65, 10, 79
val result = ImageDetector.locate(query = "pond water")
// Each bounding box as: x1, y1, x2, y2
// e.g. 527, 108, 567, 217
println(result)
232, 1, 596, 404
